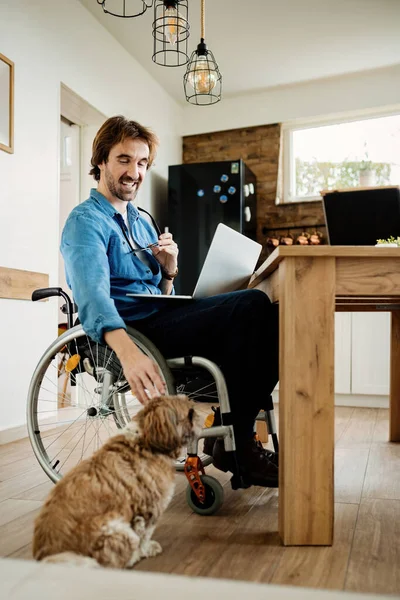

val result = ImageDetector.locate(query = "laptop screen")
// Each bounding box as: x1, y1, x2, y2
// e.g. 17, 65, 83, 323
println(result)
322, 187, 400, 245
193, 223, 262, 298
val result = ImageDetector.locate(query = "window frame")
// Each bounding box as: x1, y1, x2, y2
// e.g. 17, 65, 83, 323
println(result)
281, 105, 400, 204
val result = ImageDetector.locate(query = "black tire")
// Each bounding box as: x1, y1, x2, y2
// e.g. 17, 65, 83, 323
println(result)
186, 475, 224, 516
27, 325, 175, 483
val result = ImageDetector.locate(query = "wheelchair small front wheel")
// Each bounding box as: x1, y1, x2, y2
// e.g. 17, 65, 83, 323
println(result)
186, 475, 224, 516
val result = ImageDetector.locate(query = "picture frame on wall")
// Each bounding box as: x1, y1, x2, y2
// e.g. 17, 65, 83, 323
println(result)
0, 52, 14, 154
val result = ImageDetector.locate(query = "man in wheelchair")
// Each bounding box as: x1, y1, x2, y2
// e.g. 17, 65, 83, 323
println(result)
60, 116, 279, 489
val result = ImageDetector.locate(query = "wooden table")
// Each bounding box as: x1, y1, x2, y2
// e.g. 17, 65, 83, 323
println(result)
249, 246, 400, 546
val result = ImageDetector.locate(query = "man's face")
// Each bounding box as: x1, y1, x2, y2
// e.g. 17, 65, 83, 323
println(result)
99, 138, 150, 203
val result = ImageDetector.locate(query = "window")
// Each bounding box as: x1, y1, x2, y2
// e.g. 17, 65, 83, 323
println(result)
282, 110, 400, 203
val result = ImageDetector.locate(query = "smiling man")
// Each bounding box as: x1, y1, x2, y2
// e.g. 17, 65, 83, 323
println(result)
61, 115, 280, 489
100, 140, 146, 200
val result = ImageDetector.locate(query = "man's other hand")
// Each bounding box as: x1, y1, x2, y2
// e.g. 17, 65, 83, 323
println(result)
152, 231, 178, 277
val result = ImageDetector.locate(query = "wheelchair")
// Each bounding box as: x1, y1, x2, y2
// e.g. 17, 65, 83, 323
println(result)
27, 287, 278, 516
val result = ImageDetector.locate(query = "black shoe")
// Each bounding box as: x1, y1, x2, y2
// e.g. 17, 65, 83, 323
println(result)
253, 436, 279, 466
205, 406, 278, 467
212, 437, 279, 470
203, 406, 221, 456
212, 438, 279, 488
239, 439, 279, 488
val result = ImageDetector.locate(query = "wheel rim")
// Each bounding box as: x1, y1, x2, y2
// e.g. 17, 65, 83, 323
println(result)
190, 482, 216, 510
27, 325, 175, 482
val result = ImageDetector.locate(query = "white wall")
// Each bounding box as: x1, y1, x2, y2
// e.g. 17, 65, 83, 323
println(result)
182, 64, 400, 135
0, 0, 183, 432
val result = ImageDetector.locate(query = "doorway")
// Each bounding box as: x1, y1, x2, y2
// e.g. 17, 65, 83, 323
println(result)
58, 85, 106, 406
59, 115, 80, 319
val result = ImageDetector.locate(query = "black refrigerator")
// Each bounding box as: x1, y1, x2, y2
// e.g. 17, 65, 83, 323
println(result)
167, 159, 257, 294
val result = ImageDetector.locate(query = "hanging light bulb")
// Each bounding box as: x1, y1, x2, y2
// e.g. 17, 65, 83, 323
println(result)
187, 54, 217, 94
184, 41, 222, 105
183, 0, 222, 105
164, 4, 183, 45
152, 0, 190, 66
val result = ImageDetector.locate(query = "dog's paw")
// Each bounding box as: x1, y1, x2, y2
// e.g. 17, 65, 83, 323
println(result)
132, 516, 146, 536
142, 540, 162, 558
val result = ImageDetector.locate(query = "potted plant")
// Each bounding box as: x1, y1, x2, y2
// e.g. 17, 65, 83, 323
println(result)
359, 146, 374, 186
375, 236, 400, 247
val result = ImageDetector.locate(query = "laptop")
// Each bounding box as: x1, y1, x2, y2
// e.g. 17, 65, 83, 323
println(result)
322, 187, 400, 245
127, 223, 262, 301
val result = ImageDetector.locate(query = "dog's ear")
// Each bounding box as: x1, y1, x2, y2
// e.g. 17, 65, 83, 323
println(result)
140, 398, 182, 453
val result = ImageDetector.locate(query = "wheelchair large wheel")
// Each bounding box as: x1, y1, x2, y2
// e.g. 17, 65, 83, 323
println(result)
27, 324, 175, 483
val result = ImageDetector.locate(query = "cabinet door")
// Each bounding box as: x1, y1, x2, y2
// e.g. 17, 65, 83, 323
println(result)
335, 312, 352, 394
351, 312, 390, 395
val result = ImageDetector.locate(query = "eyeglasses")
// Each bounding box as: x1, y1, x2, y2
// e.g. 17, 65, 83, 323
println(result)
132, 242, 159, 255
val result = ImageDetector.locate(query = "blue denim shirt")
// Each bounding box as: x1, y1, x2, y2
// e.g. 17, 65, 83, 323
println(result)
61, 189, 168, 343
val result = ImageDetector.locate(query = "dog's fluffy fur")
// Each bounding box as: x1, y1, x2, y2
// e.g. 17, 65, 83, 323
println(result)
33, 395, 200, 569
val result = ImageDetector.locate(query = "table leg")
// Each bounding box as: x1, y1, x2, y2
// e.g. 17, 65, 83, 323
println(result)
278, 256, 335, 545
390, 311, 400, 442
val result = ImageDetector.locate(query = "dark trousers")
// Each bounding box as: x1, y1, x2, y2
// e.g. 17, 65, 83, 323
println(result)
128, 289, 279, 441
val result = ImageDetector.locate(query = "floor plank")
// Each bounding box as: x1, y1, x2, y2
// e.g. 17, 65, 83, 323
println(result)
0, 499, 42, 527
0, 444, 34, 467
0, 469, 49, 503
7, 543, 33, 560
372, 408, 390, 445
334, 407, 354, 444
184, 490, 283, 583
0, 437, 32, 459
137, 486, 279, 581
0, 508, 41, 557
345, 498, 400, 595
334, 448, 370, 504
270, 503, 358, 590
13, 480, 55, 502
0, 454, 45, 482
362, 444, 400, 500
336, 408, 378, 449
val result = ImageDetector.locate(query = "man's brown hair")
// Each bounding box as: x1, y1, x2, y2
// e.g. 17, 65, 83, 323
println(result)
89, 115, 159, 181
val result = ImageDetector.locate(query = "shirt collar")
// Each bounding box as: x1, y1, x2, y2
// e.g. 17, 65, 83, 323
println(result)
89, 188, 140, 221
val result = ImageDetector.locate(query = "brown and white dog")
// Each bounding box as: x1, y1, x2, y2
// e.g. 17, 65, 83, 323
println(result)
33, 395, 201, 569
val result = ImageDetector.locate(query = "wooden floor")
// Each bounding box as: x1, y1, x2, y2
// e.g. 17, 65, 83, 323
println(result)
1, 405, 400, 595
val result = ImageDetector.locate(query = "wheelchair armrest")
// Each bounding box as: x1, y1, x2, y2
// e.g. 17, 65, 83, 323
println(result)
32, 287, 64, 301
32, 287, 76, 327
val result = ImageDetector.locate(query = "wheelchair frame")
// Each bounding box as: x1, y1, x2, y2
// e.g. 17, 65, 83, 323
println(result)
27, 287, 278, 515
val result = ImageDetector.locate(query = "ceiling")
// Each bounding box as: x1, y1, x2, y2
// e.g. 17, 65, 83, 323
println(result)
78, 0, 400, 105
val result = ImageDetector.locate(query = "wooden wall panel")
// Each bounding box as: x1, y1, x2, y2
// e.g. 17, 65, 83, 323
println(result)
0, 267, 48, 301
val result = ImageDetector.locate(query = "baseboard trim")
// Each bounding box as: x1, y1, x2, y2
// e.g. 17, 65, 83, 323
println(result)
0, 423, 28, 445
271, 390, 389, 409
333, 394, 389, 408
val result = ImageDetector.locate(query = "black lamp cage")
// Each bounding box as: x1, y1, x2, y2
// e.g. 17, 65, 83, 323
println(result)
183, 41, 222, 105
152, 0, 189, 67
97, 0, 153, 18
